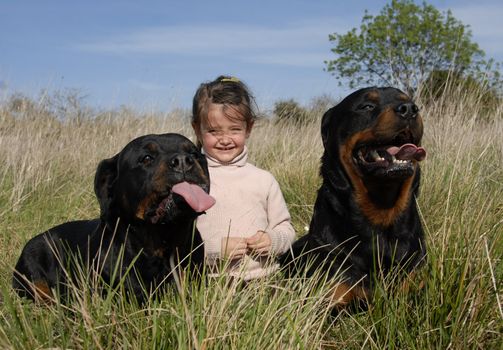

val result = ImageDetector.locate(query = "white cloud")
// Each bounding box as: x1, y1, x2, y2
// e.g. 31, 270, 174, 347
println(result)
74, 19, 350, 67
244, 52, 330, 67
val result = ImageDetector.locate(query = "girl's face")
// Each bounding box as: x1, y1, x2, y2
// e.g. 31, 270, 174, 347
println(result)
196, 103, 252, 164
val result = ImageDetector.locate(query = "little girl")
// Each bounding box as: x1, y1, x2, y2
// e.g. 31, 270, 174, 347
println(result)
192, 75, 296, 281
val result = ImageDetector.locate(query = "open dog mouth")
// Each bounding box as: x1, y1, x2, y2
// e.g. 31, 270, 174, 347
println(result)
147, 182, 215, 224
353, 140, 426, 177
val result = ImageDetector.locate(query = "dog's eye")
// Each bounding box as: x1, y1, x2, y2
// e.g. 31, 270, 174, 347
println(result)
359, 104, 375, 111
140, 155, 154, 165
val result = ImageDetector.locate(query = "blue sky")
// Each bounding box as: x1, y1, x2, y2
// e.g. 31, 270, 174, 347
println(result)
1, 0, 502, 112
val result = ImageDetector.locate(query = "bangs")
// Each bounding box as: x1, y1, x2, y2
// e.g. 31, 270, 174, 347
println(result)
200, 103, 251, 130
222, 104, 249, 124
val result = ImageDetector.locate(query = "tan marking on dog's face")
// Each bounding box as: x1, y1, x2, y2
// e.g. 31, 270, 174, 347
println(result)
135, 161, 172, 220
376, 106, 424, 146
145, 142, 159, 153
371, 107, 400, 138
365, 90, 380, 103
339, 121, 418, 227
136, 193, 158, 220
339, 129, 374, 181
152, 162, 169, 191
398, 93, 410, 101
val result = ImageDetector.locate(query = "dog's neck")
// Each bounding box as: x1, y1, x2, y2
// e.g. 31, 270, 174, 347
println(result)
103, 216, 195, 249
353, 174, 416, 227
363, 178, 408, 209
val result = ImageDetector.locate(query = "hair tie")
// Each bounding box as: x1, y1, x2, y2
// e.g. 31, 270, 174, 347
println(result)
220, 77, 240, 83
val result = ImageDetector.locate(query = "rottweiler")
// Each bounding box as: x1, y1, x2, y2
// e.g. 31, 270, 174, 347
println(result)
13, 133, 215, 303
280, 87, 426, 308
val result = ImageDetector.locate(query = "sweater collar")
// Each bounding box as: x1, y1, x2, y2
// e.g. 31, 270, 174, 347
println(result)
203, 146, 248, 167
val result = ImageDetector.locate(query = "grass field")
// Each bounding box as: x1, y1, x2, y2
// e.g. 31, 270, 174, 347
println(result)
0, 86, 501, 349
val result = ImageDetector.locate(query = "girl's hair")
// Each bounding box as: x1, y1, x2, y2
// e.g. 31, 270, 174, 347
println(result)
192, 75, 257, 135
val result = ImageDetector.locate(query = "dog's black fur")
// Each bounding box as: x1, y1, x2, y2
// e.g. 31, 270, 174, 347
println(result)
280, 87, 426, 306
13, 133, 212, 303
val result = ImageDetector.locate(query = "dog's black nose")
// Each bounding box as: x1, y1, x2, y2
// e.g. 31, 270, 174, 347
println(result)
395, 102, 419, 119
169, 153, 194, 172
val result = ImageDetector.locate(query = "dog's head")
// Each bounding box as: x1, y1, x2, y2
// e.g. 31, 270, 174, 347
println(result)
321, 87, 426, 226
94, 133, 215, 226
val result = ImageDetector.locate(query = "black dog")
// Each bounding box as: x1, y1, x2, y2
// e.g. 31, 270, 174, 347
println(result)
13, 133, 215, 302
280, 87, 426, 307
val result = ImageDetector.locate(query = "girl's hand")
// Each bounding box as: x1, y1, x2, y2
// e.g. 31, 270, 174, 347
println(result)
246, 231, 272, 255
221, 237, 248, 260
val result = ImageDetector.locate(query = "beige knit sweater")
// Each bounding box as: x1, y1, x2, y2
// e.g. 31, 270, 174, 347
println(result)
196, 147, 296, 280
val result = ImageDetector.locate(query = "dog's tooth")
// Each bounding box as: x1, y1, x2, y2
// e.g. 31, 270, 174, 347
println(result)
370, 150, 380, 160
391, 155, 397, 163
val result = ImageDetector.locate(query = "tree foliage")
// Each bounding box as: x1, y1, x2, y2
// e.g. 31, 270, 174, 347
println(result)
325, 0, 501, 95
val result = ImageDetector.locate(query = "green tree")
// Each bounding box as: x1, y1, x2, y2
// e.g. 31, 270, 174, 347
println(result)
325, 0, 499, 95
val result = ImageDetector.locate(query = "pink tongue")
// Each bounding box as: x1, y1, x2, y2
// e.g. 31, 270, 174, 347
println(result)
172, 182, 215, 213
387, 143, 426, 161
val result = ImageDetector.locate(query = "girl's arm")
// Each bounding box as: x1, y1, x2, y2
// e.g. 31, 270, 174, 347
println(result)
263, 177, 296, 255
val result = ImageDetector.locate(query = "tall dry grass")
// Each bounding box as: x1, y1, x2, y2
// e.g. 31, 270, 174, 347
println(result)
0, 85, 501, 349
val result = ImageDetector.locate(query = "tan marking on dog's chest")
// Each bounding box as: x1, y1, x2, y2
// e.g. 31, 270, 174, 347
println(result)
33, 280, 54, 304
327, 282, 368, 308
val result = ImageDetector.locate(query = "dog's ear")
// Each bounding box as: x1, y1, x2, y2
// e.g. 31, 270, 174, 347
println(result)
94, 154, 119, 216
321, 107, 334, 150
320, 106, 352, 194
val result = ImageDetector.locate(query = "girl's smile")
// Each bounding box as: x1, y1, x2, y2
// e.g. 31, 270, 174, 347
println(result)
198, 103, 251, 164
